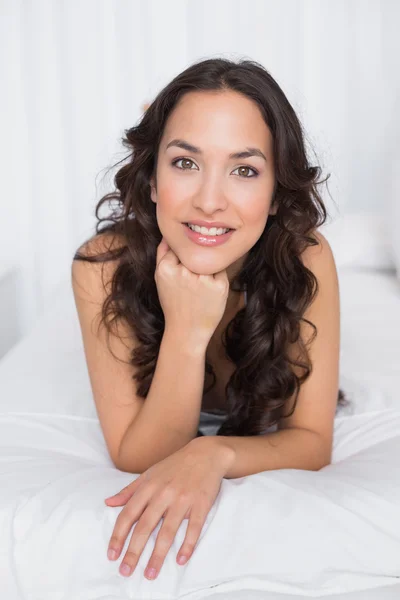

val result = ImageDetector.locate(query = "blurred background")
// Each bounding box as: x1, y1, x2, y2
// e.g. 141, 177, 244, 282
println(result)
1, 0, 399, 360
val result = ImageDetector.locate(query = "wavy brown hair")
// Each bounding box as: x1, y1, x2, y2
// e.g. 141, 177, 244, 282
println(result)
73, 57, 349, 437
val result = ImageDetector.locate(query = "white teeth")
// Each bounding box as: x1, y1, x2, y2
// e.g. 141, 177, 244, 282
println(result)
187, 223, 230, 236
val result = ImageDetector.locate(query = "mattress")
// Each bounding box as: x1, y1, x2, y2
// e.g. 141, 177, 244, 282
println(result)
1, 266, 400, 599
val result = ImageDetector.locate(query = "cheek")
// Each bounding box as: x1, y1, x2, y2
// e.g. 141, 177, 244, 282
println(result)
156, 189, 180, 216
243, 198, 269, 226
154, 190, 184, 237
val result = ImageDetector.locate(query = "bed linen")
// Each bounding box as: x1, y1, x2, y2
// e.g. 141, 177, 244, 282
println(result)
1, 267, 400, 599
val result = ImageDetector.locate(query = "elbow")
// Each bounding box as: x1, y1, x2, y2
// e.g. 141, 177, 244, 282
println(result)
114, 455, 145, 475
314, 445, 332, 471
116, 463, 143, 475
114, 448, 146, 474
114, 443, 144, 474
320, 451, 332, 470
300, 429, 332, 471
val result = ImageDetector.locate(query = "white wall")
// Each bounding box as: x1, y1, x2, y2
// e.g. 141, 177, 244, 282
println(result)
1, 0, 399, 346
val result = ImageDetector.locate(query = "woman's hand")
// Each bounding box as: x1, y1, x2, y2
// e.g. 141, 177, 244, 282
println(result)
104, 437, 234, 580
155, 237, 229, 348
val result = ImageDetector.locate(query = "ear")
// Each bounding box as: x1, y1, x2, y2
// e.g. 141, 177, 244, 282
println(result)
269, 181, 278, 215
269, 200, 278, 216
150, 177, 157, 204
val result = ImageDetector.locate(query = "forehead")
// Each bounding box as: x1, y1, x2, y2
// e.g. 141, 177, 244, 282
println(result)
161, 90, 272, 150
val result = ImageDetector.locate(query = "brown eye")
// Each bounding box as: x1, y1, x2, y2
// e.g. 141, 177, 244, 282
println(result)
233, 166, 258, 178
172, 158, 196, 170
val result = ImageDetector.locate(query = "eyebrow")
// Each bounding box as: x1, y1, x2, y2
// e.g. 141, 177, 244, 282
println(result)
165, 138, 267, 162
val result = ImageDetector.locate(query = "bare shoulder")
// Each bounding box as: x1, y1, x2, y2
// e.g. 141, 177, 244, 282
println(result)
293, 229, 339, 344
71, 232, 127, 302
73, 231, 127, 265
300, 230, 337, 275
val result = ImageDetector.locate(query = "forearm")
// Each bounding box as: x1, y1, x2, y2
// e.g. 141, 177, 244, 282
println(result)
117, 330, 206, 473
205, 428, 331, 479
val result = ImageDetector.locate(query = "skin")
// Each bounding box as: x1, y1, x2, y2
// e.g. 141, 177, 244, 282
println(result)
150, 89, 277, 316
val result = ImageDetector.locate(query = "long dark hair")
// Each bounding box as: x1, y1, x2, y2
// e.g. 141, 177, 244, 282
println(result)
73, 57, 349, 437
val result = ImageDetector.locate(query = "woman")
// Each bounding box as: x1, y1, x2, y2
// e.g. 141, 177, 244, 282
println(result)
72, 57, 349, 580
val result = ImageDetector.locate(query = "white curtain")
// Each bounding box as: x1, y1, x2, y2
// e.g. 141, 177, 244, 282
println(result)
1, 0, 399, 339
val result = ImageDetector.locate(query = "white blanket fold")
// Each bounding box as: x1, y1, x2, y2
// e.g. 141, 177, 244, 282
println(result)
1, 409, 400, 599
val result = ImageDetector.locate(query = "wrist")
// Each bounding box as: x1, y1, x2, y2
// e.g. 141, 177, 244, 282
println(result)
190, 435, 235, 473
163, 327, 209, 357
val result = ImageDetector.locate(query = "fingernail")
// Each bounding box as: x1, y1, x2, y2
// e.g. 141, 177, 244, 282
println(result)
108, 548, 117, 560
145, 567, 157, 579
177, 555, 188, 565
120, 563, 131, 576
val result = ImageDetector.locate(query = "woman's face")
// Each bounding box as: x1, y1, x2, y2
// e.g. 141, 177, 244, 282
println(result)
150, 90, 276, 280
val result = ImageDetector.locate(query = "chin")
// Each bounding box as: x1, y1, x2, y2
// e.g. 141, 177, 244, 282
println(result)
178, 255, 229, 276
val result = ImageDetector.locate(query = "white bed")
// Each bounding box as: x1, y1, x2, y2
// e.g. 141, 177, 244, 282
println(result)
1, 266, 400, 599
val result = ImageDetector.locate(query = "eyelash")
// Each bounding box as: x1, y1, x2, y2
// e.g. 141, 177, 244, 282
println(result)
171, 157, 259, 178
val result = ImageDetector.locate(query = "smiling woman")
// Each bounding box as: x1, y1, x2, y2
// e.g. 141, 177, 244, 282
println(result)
71, 56, 350, 581
72, 56, 349, 451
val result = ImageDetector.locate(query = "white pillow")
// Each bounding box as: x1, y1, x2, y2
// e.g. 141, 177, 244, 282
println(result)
320, 211, 395, 271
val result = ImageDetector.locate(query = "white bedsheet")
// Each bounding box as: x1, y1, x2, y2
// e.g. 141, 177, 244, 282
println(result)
1, 267, 400, 599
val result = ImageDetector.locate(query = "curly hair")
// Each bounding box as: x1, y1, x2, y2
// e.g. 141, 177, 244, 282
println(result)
73, 57, 349, 437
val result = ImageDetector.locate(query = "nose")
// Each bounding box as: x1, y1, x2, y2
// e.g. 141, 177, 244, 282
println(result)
192, 171, 229, 215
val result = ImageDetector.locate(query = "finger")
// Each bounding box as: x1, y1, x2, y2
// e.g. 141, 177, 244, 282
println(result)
106, 484, 151, 563
105, 476, 142, 505
144, 504, 189, 580
156, 236, 181, 269
118, 499, 168, 578
155, 237, 170, 267
176, 503, 208, 566
212, 267, 229, 283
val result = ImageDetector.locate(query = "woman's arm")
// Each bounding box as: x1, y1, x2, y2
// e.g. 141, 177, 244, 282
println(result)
198, 427, 330, 479
118, 330, 207, 473
202, 231, 339, 479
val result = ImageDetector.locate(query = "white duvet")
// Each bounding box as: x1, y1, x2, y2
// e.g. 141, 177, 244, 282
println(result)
1, 268, 400, 600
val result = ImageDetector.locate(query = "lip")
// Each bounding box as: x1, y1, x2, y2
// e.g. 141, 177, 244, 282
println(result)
182, 223, 235, 247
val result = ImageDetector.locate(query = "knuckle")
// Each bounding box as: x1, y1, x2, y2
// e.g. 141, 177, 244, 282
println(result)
176, 491, 192, 504
116, 513, 135, 530
150, 553, 166, 568
189, 514, 204, 527
198, 489, 212, 505
214, 279, 226, 292
124, 549, 141, 562
135, 518, 153, 534
188, 524, 203, 540
159, 524, 176, 540
109, 534, 121, 547
159, 262, 171, 276
182, 268, 190, 279
187, 517, 206, 538
156, 533, 174, 551
197, 488, 209, 499
159, 486, 175, 503
116, 505, 135, 521
184, 540, 197, 552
